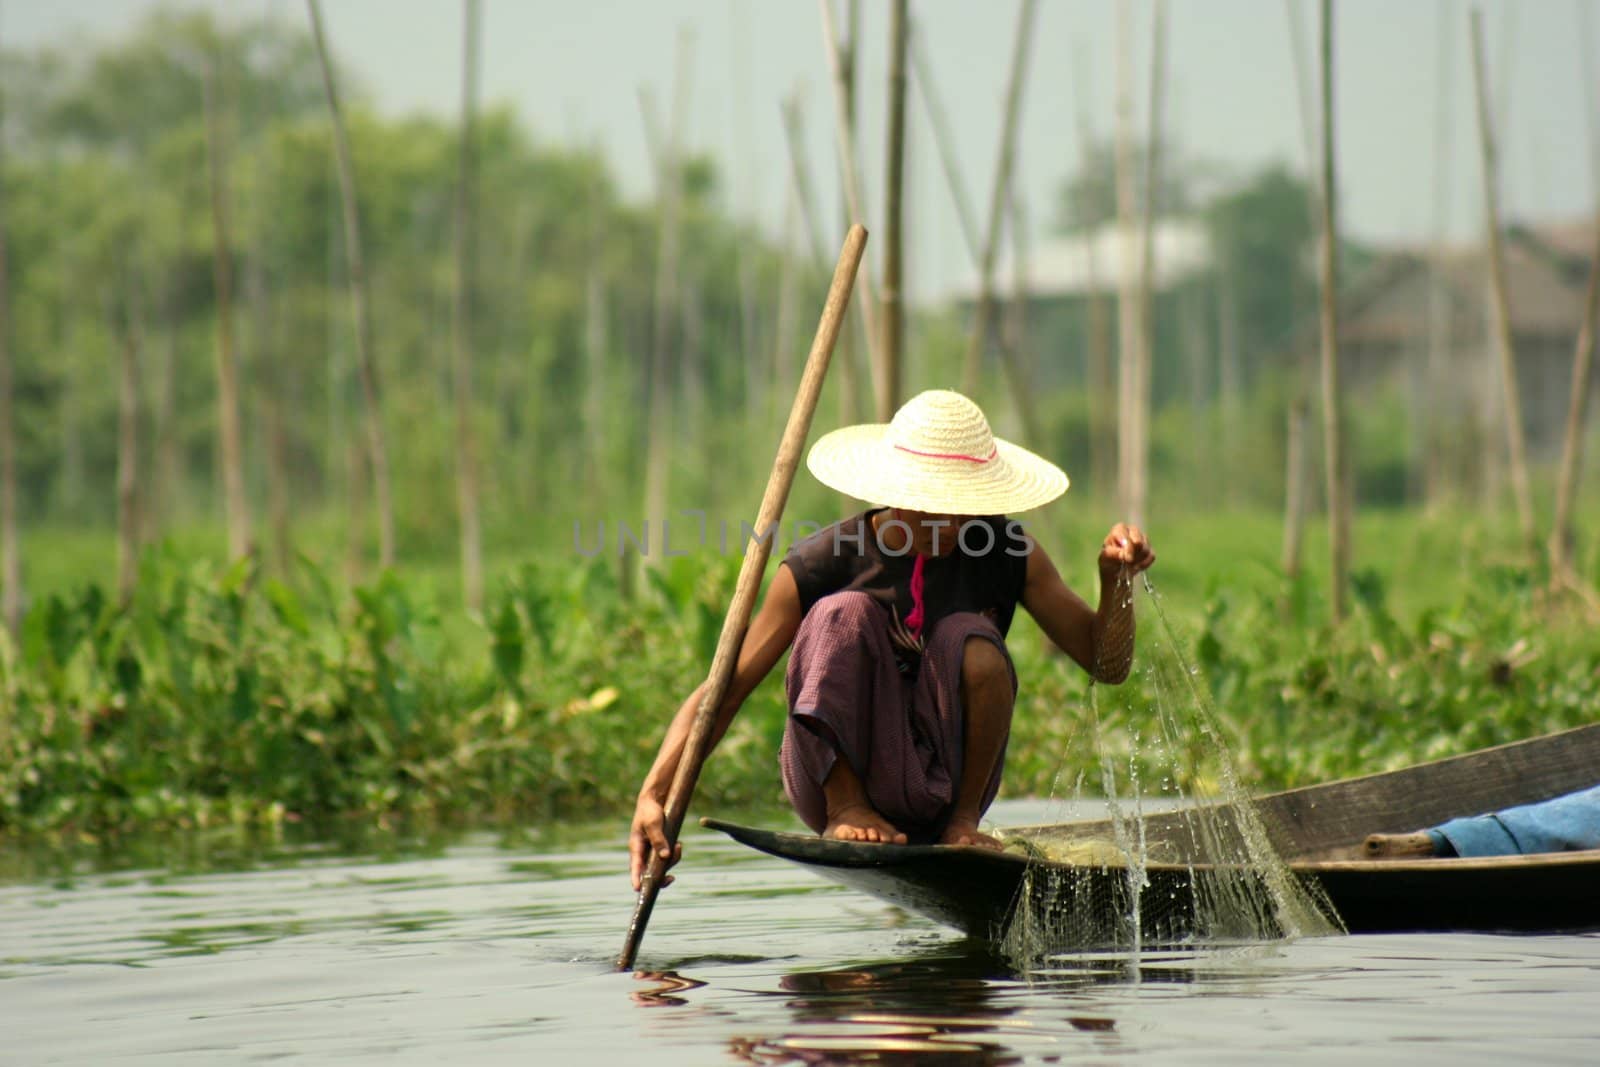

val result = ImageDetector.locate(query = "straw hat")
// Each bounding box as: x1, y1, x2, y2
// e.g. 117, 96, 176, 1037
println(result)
806, 389, 1069, 515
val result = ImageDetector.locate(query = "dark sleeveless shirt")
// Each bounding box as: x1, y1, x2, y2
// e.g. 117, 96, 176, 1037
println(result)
780, 509, 1033, 638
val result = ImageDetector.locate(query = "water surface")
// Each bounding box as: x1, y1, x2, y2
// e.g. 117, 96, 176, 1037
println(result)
4, 799, 1598, 1063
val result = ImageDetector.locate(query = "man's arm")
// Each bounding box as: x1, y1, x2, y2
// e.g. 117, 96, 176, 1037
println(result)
628, 564, 804, 890
1019, 523, 1154, 684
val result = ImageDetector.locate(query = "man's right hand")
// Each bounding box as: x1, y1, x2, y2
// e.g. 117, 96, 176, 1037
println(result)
629, 792, 683, 892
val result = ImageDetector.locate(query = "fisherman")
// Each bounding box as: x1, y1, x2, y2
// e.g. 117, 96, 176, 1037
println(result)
628, 390, 1155, 891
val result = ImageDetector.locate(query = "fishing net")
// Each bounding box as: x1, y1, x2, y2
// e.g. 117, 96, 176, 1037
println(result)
999, 570, 1342, 966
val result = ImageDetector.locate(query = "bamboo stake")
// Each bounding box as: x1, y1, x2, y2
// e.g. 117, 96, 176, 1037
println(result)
618, 224, 867, 972
201, 57, 254, 563
1317, 0, 1350, 623
308, 0, 396, 568
453, 0, 484, 613
1072, 41, 1115, 501
1468, 9, 1537, 556
881, 0, 908, 421
959, 0, 1038, 401
909, 25, 981, 265
819, 0, 884, 418
1281, 0, 1318, 580
639, 36, 691, 567
780, 92, 877, 413
1128, 0, 1167, 527
1423, 3, 1457, 508
0, 89, 19, 635
115, 289, 141, 606
1114, 0, 1141, 524
1548, 205, 1600, 580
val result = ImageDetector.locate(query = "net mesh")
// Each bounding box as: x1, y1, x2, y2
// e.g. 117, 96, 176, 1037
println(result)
999, 570, 1342, 967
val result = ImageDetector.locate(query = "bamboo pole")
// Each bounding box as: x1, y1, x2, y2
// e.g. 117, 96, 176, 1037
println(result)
452, 0, 484, 613
1423, 3, 1457, 508
1548, 210, 1600, 580
1281, 0, 1319, 580
1114, 0, 1141, 524
909, 25, 981, 266
0, 93, 19, 634
308, 0, 396, 568
881, 0, 909, 421
780, 91, 878, 419
618, 224, 867, 972
115, 289, 141, 606
1072, 42, 1115, 501
819, 0, 883, 419
959, 0, 1038, 401
1468, 9, 1537, 556
201, 57, 254, 563
639, 34, 691, 567
1317, 0, 1350, 623
1127, 0, 1167, 527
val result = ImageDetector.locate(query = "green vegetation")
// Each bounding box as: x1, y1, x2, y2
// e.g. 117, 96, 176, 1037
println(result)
3, 508, 1595, 840
0, 12, 1597, 844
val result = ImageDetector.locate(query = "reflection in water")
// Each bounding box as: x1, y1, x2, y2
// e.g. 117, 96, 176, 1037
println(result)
631, 970, 709, 1007
714, 945, 1143, 1064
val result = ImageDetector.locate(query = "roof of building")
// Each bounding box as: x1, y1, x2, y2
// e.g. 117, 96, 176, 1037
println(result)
943, 218, 1213, 305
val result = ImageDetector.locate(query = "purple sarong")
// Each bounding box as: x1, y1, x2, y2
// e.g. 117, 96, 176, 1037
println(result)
779, 590, 1018, 841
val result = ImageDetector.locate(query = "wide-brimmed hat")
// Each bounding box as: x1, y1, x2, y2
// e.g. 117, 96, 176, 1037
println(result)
806, 389, 1069, 515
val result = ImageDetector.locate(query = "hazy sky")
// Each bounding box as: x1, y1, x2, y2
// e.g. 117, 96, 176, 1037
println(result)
9, 1, 1598, 300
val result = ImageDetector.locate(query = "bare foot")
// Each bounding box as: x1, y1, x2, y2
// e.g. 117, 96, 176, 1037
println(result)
940, 818, 1003, 850
824, 804, 908, 845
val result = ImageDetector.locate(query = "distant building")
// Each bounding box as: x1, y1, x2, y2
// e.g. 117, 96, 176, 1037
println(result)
1289, 220, 1595, 458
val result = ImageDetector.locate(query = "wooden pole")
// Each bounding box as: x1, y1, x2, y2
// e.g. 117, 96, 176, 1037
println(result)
1423, 3, 1457, 508
115, 289, 141, 606
959, 0, 1038, 400
1281, 0, 1318, 580
201, 57, 254, 563
881, 0, 909, 421
1548, 211, 1600, 580
0, 87, 20, 635
453, 0, 484, 613
639, 35, 691, 566
1317, 0, 1350, 623
1072, 41, 1115, 501
1114, 0, 1141, 524
308, 0, 396, 568
1128, 0, 1167, 528
1468, 9, 1538, 556
819, 0, 884, 420
618, 224, 867, 972
909, 25, 982, 264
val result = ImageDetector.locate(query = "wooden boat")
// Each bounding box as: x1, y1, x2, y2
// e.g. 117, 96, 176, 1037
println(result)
705, 723, 1600, 943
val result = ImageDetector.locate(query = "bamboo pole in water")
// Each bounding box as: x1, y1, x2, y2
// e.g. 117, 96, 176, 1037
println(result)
1468, 10, 1537, 558
452, 0, 484, 613
1317, 0, 1350, 623
201, 56, 254, 562
959, 0, 1038, 402
308, 0, 395, 568
618, 225, 866, 972
881, 0, 909, 420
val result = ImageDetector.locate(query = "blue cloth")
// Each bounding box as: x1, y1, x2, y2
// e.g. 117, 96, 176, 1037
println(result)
1432, 783, 1600, 857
